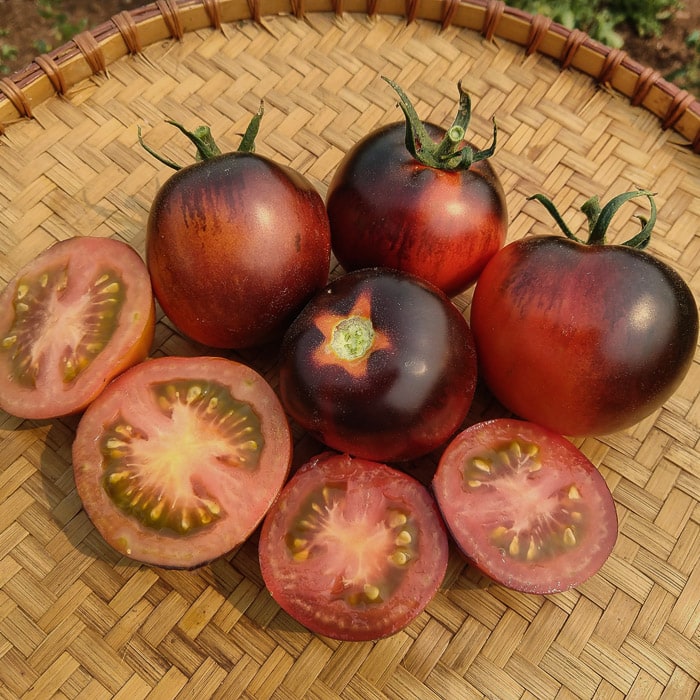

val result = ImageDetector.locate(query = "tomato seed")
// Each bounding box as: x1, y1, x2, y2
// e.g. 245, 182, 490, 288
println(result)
395, 530, 412, 546
390, 551, 409, 566
472, 457, 492, 473
563, 527, 577, 546
389, 511, 407, 528
363, 584, 380, 601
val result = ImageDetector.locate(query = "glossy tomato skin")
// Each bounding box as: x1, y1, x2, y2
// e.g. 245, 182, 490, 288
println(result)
147, 152, 331, 349
326, 123, 507, 297
433, 419, 618, 594
259, 451, 449, 641
279, 268, 478, 462
0, 236, 155, 420
471, 237, 699, 436
72, 355, 292, 569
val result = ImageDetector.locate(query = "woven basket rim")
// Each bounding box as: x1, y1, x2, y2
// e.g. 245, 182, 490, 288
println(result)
0, 0, 699, 152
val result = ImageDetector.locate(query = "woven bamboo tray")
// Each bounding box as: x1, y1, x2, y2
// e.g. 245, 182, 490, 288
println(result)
1, 1, 699, 698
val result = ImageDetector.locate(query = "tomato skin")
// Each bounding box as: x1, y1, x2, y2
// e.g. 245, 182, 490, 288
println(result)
326, 123, 507, 297
146, 152, 331, 349
72, 355, 292, 569
433, 419, 618, 594
470, 236, 699, 436
279, 268, 478, 462
259, 451, 449, 641
0, 236, 155, 420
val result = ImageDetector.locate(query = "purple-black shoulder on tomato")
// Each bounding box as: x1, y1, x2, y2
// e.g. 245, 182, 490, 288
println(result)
326, 77, 507, 297
470, 190, 699, 436
278, 267, 478, 462
141, 106, 331, 349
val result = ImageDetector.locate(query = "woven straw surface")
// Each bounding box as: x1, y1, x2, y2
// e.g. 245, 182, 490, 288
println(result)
0, 2, 699, 698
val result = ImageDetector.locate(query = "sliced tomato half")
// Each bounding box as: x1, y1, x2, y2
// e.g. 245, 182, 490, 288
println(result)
72, 356, 292, 569
0, 236, 155, 419
432, 419, 618, 594
259, 452, 449, 641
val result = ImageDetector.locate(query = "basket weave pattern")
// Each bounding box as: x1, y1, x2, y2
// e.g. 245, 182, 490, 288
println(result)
0, 1, 699, 698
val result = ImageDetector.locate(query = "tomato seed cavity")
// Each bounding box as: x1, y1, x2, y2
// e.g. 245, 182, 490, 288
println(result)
2, 266, 125, 387
463, 439, 587, 563
100, 378, 265, 535
286, 485, 416, 607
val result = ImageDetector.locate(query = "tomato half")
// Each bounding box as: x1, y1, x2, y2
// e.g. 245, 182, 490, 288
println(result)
278, 268, 478, 462
0, 236, 155, 420
259, 451, 449, 641
72, 355, 292, 569
433, 419, 618, 594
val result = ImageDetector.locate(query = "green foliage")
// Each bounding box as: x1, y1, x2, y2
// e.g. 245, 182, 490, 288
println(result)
611, 0, 679, 36
0, 28, 19, 75
665, 29, 700, 91
507, 0, 679, 48
36, 0, 88, 46
0, 1, 88, 75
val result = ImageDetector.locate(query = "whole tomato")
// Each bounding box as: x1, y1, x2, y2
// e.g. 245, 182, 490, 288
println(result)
143, 108, 331, 349
278, 267, 478, 462
470, 190, 699, 436
326, 78, 507, 297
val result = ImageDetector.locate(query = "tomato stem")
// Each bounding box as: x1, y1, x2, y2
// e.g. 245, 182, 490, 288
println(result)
528, 189, 657, 248
138, 102, 264, 170
382, 76, 497, 171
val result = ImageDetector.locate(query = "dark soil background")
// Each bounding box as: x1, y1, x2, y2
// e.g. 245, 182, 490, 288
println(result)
1, 0, 699, 94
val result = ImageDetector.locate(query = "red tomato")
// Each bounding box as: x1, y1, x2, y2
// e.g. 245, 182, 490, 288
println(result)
470, 191, 698, 436
433, 419, 618, 594
0, 236, 155, 420
326, 79, 507, 297
72, 355, 292, 569
259, 451, 449, 641
144, 115, 331, 349
278, 268, 478, 462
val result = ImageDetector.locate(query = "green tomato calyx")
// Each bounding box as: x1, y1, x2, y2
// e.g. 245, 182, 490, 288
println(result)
528, 189, 657, 249
382, 76, 497, 171
331, 317, 375, 361
138, 101, 264, 171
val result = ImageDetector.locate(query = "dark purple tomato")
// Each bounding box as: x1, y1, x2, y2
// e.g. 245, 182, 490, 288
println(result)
259, 451, 449, 641
326, 79, 507, 297
278, 268, 478, 462
470, 191, 699, 436
144, 117, 331, 349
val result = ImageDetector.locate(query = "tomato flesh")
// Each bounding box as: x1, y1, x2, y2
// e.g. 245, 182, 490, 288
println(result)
73, 356, 292, 569
433, 419, 618, 594
0, 237, 155, 419
259, 452, 449, 640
